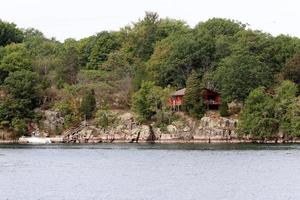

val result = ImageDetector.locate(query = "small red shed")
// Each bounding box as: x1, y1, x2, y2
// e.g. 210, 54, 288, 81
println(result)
169, 88, 186, 109
202, 88, 221, 109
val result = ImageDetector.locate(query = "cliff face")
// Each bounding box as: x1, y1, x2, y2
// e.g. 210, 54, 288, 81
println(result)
61, 111, 240, 143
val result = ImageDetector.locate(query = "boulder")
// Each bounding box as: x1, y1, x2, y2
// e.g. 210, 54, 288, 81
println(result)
167, 125, 177, 133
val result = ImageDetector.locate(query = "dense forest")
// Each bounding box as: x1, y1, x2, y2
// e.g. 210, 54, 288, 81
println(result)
0, 12, 299, 138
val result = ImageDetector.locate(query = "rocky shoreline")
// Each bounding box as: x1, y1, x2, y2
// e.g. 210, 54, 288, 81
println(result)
1, 110, 298, 145
1, 136, 300, 144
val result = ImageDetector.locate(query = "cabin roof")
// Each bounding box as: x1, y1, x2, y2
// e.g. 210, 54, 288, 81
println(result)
171, 88, 186, 96
203, 88, 220, 95
171, 87, 220, 97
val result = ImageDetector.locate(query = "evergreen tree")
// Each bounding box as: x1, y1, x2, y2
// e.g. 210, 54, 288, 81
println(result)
132, 81, 156, 122
55, 46, 79, 86
219, 100, 229, 117
80, 90, 96, 119
0, 70, 41, 135
183, 71, 205, 118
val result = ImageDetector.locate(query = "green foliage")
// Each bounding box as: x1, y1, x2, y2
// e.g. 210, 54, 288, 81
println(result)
0, 20, 24, 46
102, 50, 131, 74
183, 71, 205, 118
281, 53, 300, 91
54, 100, 80, 128
132, 81, 156, 122
147, 31, 215, 87
239, 81, 299, 137
77, 36, 95, 68
132, 81, 170, 123
215, 54, 272, 102
55, 46, 79, 85
238, 87, 278, 137
86, 31, 120, 70
132, 63, 147, 91
1, 15, 300, 136
0, 43, 32, 82
126, 12, 161, 61
4, 70, 41, 108
11, 118, 27, 136
194, 18, 245, 38
0, 70, 41, 134
95, 104, 115, 129
281, 98, 300, 137
219, 100, 229, 117
274, 81, 298, 136
80, 90, 96, 119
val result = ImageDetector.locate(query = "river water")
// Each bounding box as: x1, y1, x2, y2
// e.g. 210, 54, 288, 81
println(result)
1, 143, 300, 200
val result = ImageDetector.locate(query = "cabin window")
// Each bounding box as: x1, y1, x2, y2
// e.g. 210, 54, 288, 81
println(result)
207, 95, 215, 100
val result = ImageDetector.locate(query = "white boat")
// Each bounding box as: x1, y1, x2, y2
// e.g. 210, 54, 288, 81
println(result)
19, 136, 52, 144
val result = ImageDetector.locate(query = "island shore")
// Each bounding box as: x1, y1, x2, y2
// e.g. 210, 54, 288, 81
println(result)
0, 136, 299, 144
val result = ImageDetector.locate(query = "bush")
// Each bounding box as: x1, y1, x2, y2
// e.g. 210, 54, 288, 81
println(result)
219, 101, 229, 117
11, 118, 27, 136
238, 87, 278, 138
95, 105, 115, 129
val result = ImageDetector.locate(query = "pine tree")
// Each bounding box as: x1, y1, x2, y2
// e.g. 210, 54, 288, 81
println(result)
80, 90, 96, 119
219, 100, 229, 117
183, 71, 205, 118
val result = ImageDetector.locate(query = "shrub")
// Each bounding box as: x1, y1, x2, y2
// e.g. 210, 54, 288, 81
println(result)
219, 101, 229, 117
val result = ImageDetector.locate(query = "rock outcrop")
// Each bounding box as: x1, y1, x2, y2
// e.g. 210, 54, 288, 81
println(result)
41, 110, 64, 135
61, 111, 240, 144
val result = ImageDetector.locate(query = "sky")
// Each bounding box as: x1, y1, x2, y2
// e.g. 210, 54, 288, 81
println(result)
1, 0, 299, 41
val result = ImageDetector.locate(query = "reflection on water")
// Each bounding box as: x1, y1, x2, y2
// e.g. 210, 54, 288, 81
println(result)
1, 143, 300, 200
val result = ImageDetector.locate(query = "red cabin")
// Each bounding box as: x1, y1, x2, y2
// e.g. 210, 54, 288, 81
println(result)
169, 88, 186, 110
202, 88, 221, 109
169, 88, 221, 110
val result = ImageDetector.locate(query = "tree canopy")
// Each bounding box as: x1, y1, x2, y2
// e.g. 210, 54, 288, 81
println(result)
0, 13, 300, 137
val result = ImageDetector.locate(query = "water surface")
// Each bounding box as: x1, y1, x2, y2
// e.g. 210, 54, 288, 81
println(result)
1, 143, 300, 200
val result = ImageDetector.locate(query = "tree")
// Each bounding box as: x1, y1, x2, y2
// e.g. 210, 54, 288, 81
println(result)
132, 81, 156, 122
274, 81, 299, 136
0, 43, 32, 83
86, 31, 120, 70
0, 20, 24, 46
238, 87, 278, 137
282, 54, 300, 91
132, 81, 168, 122
77, 36, 95, 69
95, 104, 114, 130
183, 71, 205, 118
80, 90, 96, 119
214, 54, 272, 102
102, 50, 131, 74
56, 46, 79, 86
219, 100, 229, 117
194, 18, 245, 38
281, 98, 300, 137
271, 35, 300, 72
147, 32, 215, 88
127, 12, 161, 62
4, 70, 40, 106
11, 118, 27, 136
0, 70, 41, 133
